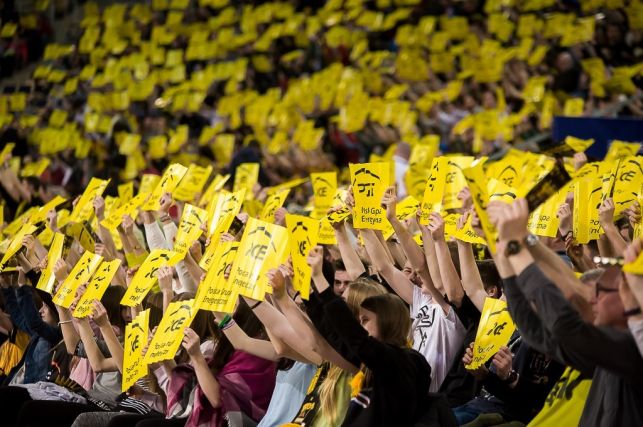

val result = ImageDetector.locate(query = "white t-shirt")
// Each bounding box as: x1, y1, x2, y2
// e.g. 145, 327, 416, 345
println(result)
410, 286, 466, 392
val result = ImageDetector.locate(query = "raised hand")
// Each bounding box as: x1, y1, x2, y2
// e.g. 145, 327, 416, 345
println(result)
556, 202, 572, 238
427, 212, 445, 240
381, 186, 397, 221
491, 346, 513, 381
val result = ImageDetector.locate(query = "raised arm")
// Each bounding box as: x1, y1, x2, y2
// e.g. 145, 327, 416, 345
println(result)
382, 187, 427, 271
182, 328, 222, 408
212, 312, 280, 362
497, 199, 643, 378
427, 212, 465, 308
599, 198, 628, 255
361, 229, 413, 304
53, 260, 81, 354
90, 300, 124, 372
75, 317, 120, 373
333, 221, 366, 280
242, 295, 324, 366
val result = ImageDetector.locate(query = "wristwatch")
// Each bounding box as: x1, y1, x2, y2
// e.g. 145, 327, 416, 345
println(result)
505, 240, 522, 257
505, 234, 537, 257
525, 234, 539, 248
504, 370, 518, 384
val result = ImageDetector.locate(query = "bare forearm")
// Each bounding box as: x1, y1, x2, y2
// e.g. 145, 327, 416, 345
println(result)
458, 241, 488, 311
390, 218, 427, 271
421, 228, 445, 293
191, 353, 221, 408
334, 225, 366, 279
99, 324, 124, 372
434, 238, 464, 306
603, 224, 628, 254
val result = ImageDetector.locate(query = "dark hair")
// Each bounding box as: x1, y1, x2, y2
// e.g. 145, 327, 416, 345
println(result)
477, 260, 502, 295
360, 293, 410, 348
101, 286, 127, 333
333, 259, 346, 272
171, 292, 217, 365
322, 257, 336, 289
210, 298, 265, 375
143, 292, 164, 330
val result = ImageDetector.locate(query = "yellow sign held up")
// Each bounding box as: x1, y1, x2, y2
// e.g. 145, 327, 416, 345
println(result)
233, 163, 260, 200
260, 189, 290, 223
68, 177, 110, 223
144, 299, 197, 363
419, 157, 447, 225
122, 309, 150, 392
73, 259, 122, 318
311, 172, 337, 219
173, 204, 207, 257
100, 192, 150, 231
174, 164, 213, 202
195, 241, 240, 312
465, 297, 515, 370
142, 163, 189, 210
36, 233, 66, 294
228, 218, 289, 301
120, 250, 183, 306
0, 223, 39, 270
350, 162, 390, 230
53, 251, 104, 309
286, 214, 320, 300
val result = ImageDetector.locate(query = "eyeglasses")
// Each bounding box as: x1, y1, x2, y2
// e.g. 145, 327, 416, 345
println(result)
595, 282, 619, 298
593, 256, 624, 266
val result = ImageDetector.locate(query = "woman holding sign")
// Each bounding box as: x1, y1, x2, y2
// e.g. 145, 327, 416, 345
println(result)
304, 246, 436, 427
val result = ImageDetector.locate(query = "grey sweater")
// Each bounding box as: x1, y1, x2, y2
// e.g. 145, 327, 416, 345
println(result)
504, 264, 643, 427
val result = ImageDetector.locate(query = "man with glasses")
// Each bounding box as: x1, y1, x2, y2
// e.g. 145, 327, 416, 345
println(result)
493, 199, 643, 427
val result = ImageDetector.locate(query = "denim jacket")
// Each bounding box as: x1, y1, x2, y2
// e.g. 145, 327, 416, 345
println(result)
2, 286, 62, 384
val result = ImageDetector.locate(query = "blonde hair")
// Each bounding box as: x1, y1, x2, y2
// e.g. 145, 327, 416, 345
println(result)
314, 279, 387, 425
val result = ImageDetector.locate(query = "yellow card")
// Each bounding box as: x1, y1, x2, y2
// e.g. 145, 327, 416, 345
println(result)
174, 164, 213, 202
311, 172, 337, 219
73, 259, 122, 318
52, 251, 104, 309
142, 163, 189, 211
0, 223, 38, 270
120, 250, 183, 307
122, 309, 150, 391
118, 182, 134, 202
465, 298, 515, 370
350, 162, 390, 230
463, 161, 498, 254
30, 195, 67, 224
173, 204, 207, 257
419, 157, 447, 225
382, 196, 420, 240
100, 192, 150, 231
144, 299, 197, 363
0, 142, 14, 163
260, 189, 290, 223
228, 218, 289, 301
285, 214, 320, 300
68, 177, 110, 223
139, 174, 161, 195
233, 163, 260, 200
198, 174, 230, 207
206, 189, 245, 236
317, 218, 337, 245
605, 140, 641, 161
195, 241, 240, 312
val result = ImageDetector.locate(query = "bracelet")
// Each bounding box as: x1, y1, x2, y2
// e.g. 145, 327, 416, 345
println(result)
292, 291, 300, 301
250, 300, 263, 310
624, 307, 642, 317
58, 319, 73, 325
221, 319, 235, 331
218, 314, 232, 329
160, 214, 171, 222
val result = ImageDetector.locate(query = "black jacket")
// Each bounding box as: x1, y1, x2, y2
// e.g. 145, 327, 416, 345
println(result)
311, 287, 432, 427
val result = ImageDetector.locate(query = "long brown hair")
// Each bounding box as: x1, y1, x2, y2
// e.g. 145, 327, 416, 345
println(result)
315, 279, 387, 425
360, 293, 411, 348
